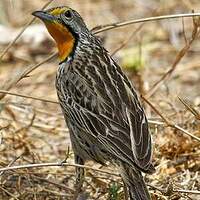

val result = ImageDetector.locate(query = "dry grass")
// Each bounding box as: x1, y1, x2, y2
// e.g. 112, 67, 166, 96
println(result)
0, 0, 200, 199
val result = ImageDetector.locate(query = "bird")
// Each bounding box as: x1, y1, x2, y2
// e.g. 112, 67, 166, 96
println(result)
32, 6, 155, 200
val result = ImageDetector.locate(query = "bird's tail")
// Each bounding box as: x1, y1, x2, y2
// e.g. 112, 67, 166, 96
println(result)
120, 164, 151, 200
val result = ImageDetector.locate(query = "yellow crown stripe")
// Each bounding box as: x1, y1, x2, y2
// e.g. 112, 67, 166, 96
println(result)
49, 7, 69, 16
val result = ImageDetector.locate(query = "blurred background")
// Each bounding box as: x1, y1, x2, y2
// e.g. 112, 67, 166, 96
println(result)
0, 0, 199, 199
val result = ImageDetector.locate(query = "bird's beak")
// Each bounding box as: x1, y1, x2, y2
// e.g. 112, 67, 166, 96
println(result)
32, 10, 55, 22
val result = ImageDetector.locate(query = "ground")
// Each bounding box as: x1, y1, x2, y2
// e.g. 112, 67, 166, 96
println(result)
0, 0, 199, 199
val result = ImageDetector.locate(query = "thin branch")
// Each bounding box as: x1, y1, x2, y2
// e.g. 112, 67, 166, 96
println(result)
0, 162, 199, 196
0, 52, 57, 100
145, 15, 200, 98
0, 0, 54, 60
32, 175, 75, 192
147, 183, 166, 193
173, 189, 200, 195
92, 13, 200, 34
41, 188, 72, 197
148, 120, 165, 125
178, 96, 200, 120
111, 24, 143, 56
147, 184, 200, 196
0, 162, 119, 177
0, 186, 20, 200
0, 116, 68, 133
174, 124, 200, 142
20, 52, 57, 80
0, 154, 22, 176
0, 89, 58, 104
182, 17, 187, 44
142, 95, 200, 142
142, 96, 172, 125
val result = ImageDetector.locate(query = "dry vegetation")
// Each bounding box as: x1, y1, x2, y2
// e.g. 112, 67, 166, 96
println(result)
0, 0, 200, 199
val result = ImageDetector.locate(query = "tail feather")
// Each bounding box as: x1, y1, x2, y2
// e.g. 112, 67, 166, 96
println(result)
121, 164, 151, 200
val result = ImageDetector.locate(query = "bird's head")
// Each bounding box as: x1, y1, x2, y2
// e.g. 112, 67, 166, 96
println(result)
32, 6, 88, 62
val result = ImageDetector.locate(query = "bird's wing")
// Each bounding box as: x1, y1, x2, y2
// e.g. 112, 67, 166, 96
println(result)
60, 48, 153, 172
119, 71, 154, 171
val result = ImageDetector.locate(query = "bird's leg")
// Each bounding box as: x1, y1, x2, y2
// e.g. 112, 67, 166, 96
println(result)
73, 155, 85, 200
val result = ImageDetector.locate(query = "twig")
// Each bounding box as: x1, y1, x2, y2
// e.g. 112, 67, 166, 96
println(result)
173, 189, 200, 195
142, 95, 200, 142
32, 175, 75, 192
182, 17, 187, 44
0, 89, 58, 104
42, 188, 73, 197
111, 24, 143, 56
148, 120, 165, 125
1, 117, 68, 132
147, 183, 166, 193
0, 52, 57, 100
0, 162, 199, 196
174, 124, 200, 142
147, 184, 200, 196
142, 96, 171, 125
178, 96, 200, 120
0, 0, 54, 60
0, 162, 120, 177
145, 15, 200, 98
20, 52, 57, 80
0, 186, 20, 200
0, 154, 22, 176
92, 13, 200, 34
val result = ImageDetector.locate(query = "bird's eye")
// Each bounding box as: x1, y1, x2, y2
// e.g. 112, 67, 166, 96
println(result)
64, 10, 72, 19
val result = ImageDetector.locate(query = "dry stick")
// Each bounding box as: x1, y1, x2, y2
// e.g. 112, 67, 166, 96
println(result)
111, 24, 144, 56
41, 188, 72, 197
147, 184, 200, 196
173, 189, 200, 195
0, 186, 20, 200
182, 17, 187, 44
0, 154, 22, 176
0, 89, 58, 104
147, 183, 165, 193
0, 52, 57, 100
142, 95, 200, 142
178, 96, 200, 120
1, 114, 68, 132
20, 52, 57, 79
0, 162, 119, 177
92, 13, 200, 34
0, 0, 54, 60
0, 162, 199, 196
32, 175, 75, 192
145, 16, 200, 98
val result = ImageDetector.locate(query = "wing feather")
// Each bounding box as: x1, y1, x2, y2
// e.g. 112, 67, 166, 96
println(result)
60, 44, 154, 172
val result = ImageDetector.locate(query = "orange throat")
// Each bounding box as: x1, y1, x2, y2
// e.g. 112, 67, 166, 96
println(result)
45, 22, 75, 62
